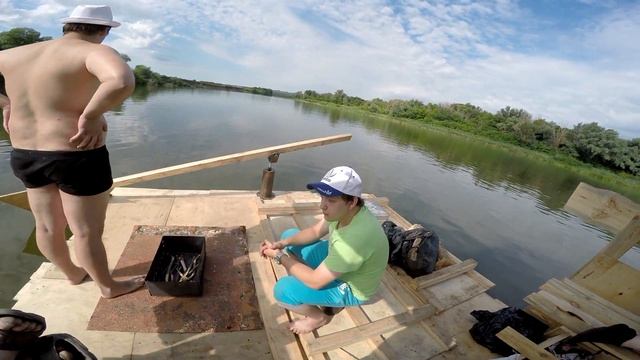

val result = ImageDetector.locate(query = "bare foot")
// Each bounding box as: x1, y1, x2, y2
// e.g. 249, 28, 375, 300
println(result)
66, 266, 88, 285
100, 276, 146, 299
288, 315, 331, 334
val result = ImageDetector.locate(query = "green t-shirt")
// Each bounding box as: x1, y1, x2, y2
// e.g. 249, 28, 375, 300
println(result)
324, 206, 389, 301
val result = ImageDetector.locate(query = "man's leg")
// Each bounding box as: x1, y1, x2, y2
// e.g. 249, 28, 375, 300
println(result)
274, 276, 362, 334
59, 189, 143, 298
280, 228, 328, 269
26, 185, 86, 284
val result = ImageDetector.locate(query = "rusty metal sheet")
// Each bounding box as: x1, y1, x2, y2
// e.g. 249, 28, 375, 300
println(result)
87, 225, 263, 333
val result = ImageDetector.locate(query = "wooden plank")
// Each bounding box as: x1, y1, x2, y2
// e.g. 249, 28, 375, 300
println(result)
259, 216, 326, 360
307, 304, 437, 356
0, 134, 352, 210
258, 197, 388, 219
597, 215, 640, 260
525, 293, 640, 360
0, 190, 31, 210
345, 307, 395, 360
496, 327, 556, 360
561, 278, 640, 326
247, 222, 305, 360
265, 215, 357, 360
541, 278, 640, 330
258, 203, 322, 216
564, 182, 640, 235
382, 269, 471, 352
414, 259, 478, 289
573, 261, 640, 317
570, 215, 640, 313
538, 333, 570, 349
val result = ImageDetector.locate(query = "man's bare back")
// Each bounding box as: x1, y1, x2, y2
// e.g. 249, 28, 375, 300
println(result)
0, 33, 134, 151
0, 8, 144, 299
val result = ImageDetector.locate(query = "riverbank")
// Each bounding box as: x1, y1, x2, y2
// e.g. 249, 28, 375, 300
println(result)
295, 98, 640, 203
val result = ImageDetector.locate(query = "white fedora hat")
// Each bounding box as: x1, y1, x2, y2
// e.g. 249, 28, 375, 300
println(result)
61, 5, 120, 27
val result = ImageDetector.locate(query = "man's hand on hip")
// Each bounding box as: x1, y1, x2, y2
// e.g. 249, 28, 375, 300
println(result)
69, 114, 108, 150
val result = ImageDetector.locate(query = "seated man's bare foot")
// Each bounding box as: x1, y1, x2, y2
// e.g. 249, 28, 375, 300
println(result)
100, 276, 145, 299
66, 266, 88, 285
288, 315, 331, 334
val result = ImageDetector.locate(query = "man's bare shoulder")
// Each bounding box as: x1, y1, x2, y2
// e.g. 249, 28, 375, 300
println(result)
0, 39, 51, 56
87, 43, 121, 56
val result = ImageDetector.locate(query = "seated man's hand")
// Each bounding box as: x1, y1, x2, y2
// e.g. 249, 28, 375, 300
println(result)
260, 240, 284, 258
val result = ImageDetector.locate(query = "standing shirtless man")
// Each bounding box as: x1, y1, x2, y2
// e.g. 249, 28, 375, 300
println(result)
0, 5, 143, 298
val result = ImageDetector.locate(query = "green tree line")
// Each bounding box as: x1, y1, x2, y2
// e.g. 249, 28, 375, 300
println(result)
0, 28, 277, 97
295, 90, 639, 176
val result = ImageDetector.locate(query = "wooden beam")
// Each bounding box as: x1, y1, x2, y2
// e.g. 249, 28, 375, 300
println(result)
258, 202, 322, 216
259, 216, 325, 360
414, 259, 478, 289
0, 134, 352, 211
572, 215, 640, 282
496, 327, 556, 360
525, 292, 640, 360
0, 190, 31, 211
307, 304, 437, 356
345, 307, 396, 360
561, 278, 640, 326
247, 223, 305, 360
257, 196, 389, 217
541, 278, 640, 329
564, 182, 640, 235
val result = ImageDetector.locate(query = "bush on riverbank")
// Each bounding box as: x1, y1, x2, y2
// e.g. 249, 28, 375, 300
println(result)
295, 90, 640, 176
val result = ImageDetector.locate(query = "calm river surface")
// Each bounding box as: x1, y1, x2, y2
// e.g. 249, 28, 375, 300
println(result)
1, 89, 638, 307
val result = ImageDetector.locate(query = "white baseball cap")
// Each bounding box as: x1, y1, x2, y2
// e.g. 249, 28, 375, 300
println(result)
62, 5, 121, 28
307, 166, 362, 197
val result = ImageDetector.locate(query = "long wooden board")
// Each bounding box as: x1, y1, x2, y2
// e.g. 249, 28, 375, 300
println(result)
0, 134, 352, 210
564, 182, 640, 235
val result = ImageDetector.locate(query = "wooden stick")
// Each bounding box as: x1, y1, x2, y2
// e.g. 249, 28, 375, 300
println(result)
0, 134, 352, 211
496, 327, 556, 360
414, 259, 477, 289
307, 304, 437, 356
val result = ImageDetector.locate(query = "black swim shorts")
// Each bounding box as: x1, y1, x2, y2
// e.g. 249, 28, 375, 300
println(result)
10, 146, 114, 196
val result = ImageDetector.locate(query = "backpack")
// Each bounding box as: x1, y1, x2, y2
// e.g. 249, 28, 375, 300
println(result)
382, 220, 440, 277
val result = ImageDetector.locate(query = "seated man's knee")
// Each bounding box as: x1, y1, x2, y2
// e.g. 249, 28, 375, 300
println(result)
280, 228, 299, 241
274, 276, 300, 305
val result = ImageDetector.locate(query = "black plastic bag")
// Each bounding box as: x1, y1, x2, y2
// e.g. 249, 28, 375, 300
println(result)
382, 220, 439, 277
469, 307, 548, 356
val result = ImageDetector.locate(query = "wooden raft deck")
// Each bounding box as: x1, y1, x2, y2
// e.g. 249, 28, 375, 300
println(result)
11, 187, 507, 359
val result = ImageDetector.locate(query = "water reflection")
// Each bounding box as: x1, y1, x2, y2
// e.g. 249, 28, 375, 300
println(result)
0, 89, 637, 309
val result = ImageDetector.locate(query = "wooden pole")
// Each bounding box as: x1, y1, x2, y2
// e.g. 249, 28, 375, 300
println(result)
0, 134, 352, 211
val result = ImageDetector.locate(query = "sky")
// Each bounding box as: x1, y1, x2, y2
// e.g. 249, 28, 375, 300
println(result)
1, 0, 639, 138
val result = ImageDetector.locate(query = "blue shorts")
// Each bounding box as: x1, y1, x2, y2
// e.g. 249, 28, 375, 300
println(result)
273, 228, 365, 308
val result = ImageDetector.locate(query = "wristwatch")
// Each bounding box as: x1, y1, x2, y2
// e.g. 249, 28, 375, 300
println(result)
274, 250, 288, 265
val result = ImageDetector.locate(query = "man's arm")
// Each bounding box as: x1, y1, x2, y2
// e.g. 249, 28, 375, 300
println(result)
260, 218, 329, 256
0, 92, 9, 134
83, 45, 135, 119
279, 218, 329, 247
280, 257, 341, 290
69, 45, 135, 149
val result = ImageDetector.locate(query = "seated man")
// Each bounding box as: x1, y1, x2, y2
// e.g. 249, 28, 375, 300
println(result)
260, 166, 389, 334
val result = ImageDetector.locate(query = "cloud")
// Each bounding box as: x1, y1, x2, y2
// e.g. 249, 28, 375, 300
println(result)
110, 20, 165, 49
2, 0, 638, 137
